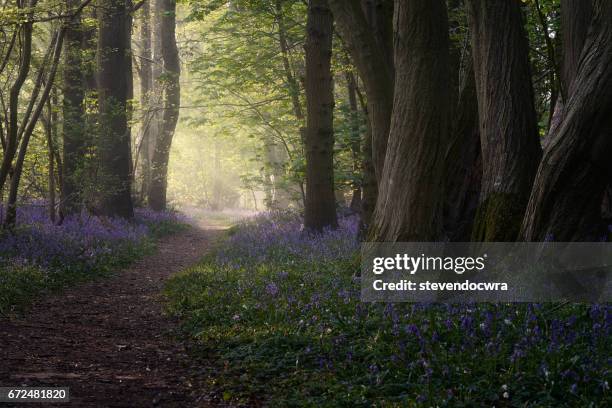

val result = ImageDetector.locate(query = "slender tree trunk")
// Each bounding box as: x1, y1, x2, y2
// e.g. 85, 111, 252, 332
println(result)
147, 0, 181, 211
44, 102, 57, 223
369, 0, 451, 241
467, 0, 542, 241
138, 0, 153, 203
346, 71, 362, 214
304, 0, 337, 231
62, 0, 85, 215
521, 1, 612, 241
5, 31, 65, 227
96, 0, 134, 218
0, 1, 36, 194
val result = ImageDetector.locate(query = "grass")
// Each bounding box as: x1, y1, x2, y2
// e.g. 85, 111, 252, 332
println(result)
164, 212, 611, 407
0, 208, 189, 316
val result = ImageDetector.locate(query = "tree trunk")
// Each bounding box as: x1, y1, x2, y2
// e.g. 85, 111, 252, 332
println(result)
5, 30, 65, 227
521, 1, 612, 242
147, 0, 181, 211
443, 58, 482, 241
561, 0, 593, 91
467, 0, 542, 242
304, 0, 337, 231
346, 71, 362, 214
137, 0, 154, 203
327, 0, 394, 181
369, 0, 451, 241
0, 1, 36, 194
96, 0, 134, 218
62, 0, 86, 215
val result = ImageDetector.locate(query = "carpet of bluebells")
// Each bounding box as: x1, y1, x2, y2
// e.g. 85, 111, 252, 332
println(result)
0, 204, 187, 314
165, 211, 611, 407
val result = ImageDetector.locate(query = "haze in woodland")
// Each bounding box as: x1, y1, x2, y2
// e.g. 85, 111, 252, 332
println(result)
0, 0, 611, 406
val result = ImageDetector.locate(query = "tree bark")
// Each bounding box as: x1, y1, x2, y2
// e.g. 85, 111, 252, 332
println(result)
369, 0, 451, 241
147, 0, 181, 211
346, 71, 362, 214
521, 1, 612, 241
62, 0, 86, 215
96, 0, 134, 218
304, 0, 337, 231
467, 0, 542, 241
137, 0, 153, 203
561, 0, 593, 91
327, 0, 394, 181
0, 1, 36, 194
444, 58, 482, 241
5, 30, 65, 227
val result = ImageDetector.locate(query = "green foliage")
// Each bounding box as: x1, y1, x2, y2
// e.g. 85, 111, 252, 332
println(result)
165, 219, 611, 406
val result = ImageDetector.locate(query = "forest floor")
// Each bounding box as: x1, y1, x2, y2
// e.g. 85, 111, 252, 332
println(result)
0, 218, 229, 407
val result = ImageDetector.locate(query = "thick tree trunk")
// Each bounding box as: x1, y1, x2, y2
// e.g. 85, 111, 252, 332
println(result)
467, 0, 542, 242
62, 0, 85, 216
147, 0, 181, 211
521, 1, 612, 242
327, 0, 393, 181
96, 0, 134, 218
561, 0, 593, 91
304, 0, 337, 231
369, 0, 451, 241
444, 58, 482, 241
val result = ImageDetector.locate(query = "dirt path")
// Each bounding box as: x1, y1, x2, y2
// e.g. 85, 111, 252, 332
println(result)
0, 224, 225, 407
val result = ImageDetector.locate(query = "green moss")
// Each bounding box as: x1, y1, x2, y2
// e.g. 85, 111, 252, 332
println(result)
471, 192, 525, 242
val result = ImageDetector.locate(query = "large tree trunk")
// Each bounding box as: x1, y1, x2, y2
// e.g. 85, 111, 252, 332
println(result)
304, 0, 337, 231
147, 0, 181, 211
62, 0, 86, 216
467, 0, 542, 242
521, 1, 612, 242
369, 0, 451, 241
443, 58, 482, 241
561, 0, 593, 91
96, 0, 134, 218
327, 0, 394, 181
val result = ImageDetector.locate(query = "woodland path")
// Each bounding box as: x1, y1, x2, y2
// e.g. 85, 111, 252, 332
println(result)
0, 221, 227, 407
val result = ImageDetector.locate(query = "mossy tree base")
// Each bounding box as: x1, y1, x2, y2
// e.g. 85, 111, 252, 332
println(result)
471, 192, 525, 242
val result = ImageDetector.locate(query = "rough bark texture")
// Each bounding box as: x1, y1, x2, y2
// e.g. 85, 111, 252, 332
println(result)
304, 0, 337, 231
97, 0, 134, 218
369, 0, 450, 241
147, 0, 181, 211
467, 0, 542, 241
444, 58, 482, 241
62, 0, 86, 215
521, 1, 612, 242
561, 0, 593, 91
327, 0, 394, 180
